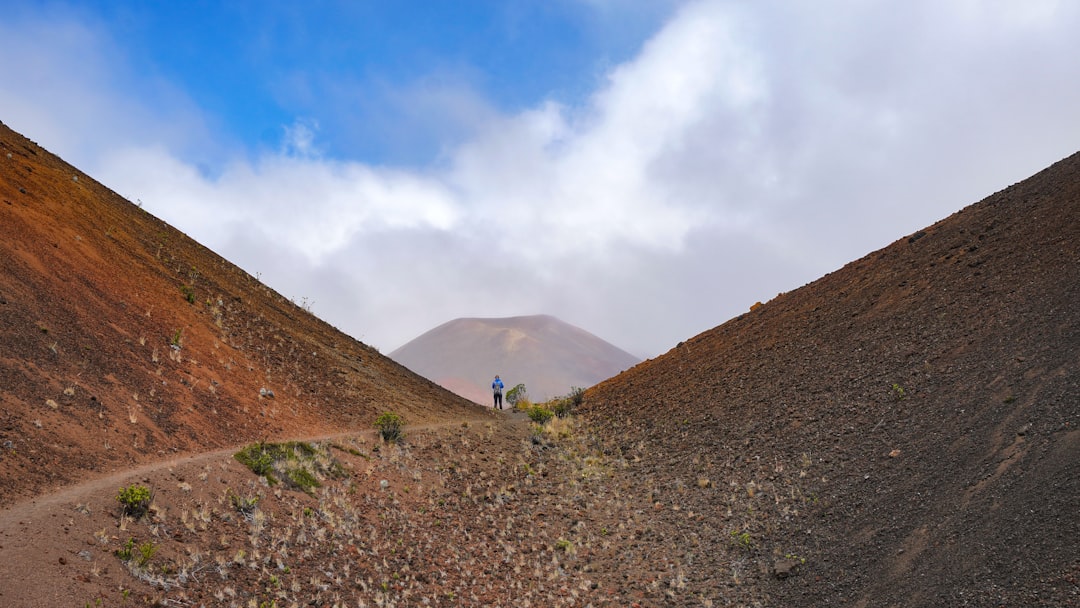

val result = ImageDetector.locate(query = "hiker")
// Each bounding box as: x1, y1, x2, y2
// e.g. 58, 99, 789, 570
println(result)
492, 375, 505, 409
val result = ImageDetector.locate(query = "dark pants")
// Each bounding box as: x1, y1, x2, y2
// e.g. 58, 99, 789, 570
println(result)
494, 392, 502, 409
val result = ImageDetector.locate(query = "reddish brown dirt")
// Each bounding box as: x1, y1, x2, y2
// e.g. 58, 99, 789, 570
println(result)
0, 121, 495, 507
1, 120, 1078, 607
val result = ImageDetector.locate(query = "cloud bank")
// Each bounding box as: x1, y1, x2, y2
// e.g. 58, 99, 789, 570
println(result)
2, 1, 1079, 357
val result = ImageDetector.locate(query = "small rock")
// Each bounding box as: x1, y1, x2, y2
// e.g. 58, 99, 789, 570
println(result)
379, 480, 389, 490
774, 558, 800, 579
888, 449, 901, 458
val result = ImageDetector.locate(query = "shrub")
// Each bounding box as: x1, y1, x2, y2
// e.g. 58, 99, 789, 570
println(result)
286, 468, 321, 493
115, 537, 136, 561
180, 285, 195, 304
550, 397, 572, 419
116, 484, 152, 517
234, 441, 335, 492
506, 384, 527, 407
114, 538, 157, 568
136, 541, 158, 567
527, 405, 554, 424
374, 411, 405, 442
569, 386, 585, 408
547, 386, 585, 419
228, 491, 260, 515
730, 530, 753, 551
234, 443, 277, 481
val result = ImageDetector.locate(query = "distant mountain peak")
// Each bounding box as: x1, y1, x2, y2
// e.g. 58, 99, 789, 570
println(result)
391, 314, 640, 405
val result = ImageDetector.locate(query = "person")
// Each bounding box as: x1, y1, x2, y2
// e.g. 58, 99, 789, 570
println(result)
492, 375, 505, 409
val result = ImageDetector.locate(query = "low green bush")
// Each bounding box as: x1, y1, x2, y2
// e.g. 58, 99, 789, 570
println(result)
234, 441, 336, 493
506, 383, 527, 407
527, 405, 554, 424
115, 484, 152, 517
375, 411, 404, 442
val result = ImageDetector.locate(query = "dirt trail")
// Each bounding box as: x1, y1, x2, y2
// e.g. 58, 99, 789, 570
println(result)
0, 415, 515, 607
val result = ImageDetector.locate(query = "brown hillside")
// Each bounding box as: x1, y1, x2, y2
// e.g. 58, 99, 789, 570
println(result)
583, 152, 1080, 606
0, 121, 492, 507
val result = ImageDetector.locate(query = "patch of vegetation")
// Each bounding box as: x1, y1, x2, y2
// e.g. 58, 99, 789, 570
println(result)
116, 484, 152, 518
286, 468, 321, 493
527, 404, 554, 424
234, 443, 277, 479
784, 552, 807, 565
228, 490, 260, 515
114, 537, 157, 568
179, 284, 196, 304
891, 383, 906, 400
730, 529, 754, 552
506, 383, 528, 407
234, 441, 341, 494
169, 328, 183, 348
374, 411, 405, 442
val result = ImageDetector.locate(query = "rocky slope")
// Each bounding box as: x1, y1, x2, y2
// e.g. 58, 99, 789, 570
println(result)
583, 150, 1080, 606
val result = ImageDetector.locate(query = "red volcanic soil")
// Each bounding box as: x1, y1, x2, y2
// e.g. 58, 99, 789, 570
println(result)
0, 121, 492, 507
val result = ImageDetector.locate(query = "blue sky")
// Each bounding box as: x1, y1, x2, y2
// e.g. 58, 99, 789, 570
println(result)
3, 1, 1080, 358
24, 1, 668, 164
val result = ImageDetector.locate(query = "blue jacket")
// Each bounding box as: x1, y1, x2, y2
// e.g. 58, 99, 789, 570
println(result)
492, 378, 504, 393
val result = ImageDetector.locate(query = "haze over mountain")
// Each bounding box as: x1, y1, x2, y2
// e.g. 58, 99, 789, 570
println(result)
390, 314, 640, 405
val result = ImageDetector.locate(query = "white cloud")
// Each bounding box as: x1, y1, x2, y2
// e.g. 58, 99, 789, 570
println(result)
280, 118, 322, 158
3, 0, 1079, 357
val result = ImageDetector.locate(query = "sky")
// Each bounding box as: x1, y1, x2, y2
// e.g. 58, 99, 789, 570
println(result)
2, 1, 1079, 359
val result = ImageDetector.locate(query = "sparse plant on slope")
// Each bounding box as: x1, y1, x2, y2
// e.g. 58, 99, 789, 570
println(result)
116, 484, 152, 518
506, 383, 528, 407
547, 386, 585, 418
228, 490, 260, 516
179, 284, 195, 304
234, 441, 342, 493
527, 404, 554, 424
891, 383, 906, 400
730, 529, 754, 552
375, 411, 405, 442
569, 385, 585, 407
114, 537, 157, 568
